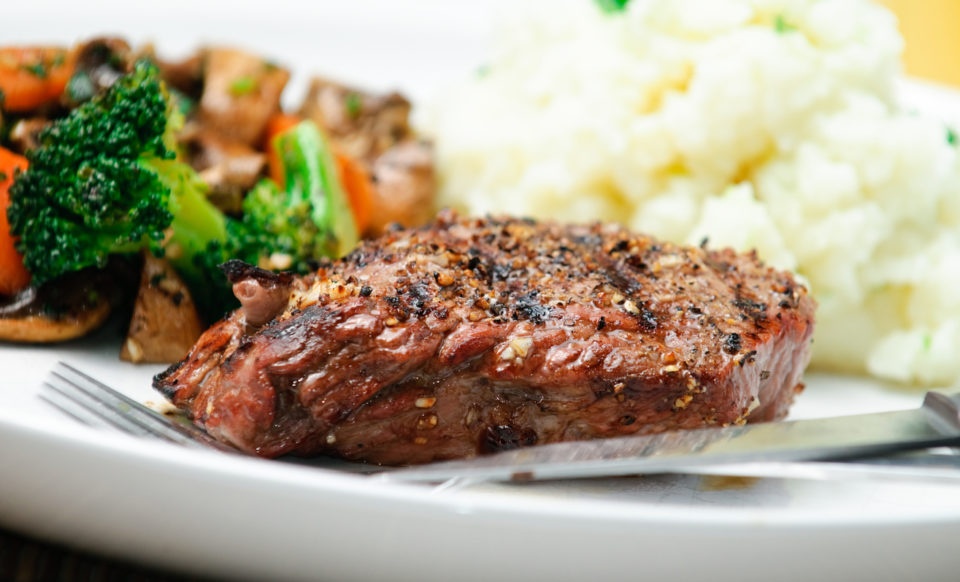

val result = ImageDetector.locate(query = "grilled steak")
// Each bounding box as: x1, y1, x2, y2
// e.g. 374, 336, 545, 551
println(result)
154, 210, 815, 465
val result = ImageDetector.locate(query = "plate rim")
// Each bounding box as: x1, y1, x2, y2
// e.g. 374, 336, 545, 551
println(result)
3, 402, 960, 529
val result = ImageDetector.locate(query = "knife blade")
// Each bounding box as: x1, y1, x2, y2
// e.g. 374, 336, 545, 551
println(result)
383, 391, 960, 483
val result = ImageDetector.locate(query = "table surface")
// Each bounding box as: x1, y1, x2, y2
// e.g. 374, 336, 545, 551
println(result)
1, 527, 217, 582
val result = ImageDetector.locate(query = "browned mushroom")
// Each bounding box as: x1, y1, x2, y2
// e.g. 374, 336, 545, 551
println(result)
0, 299, 110, 343
153, 50, 204, 100
198, 48, 290, 146
0, 269, 114, 343
120, 252, 204, 364
61, 37, 133, 106
181, 127, 266, 213
7, 117, 49, 154
298, 77, 413, 164
365, 140, 436, 236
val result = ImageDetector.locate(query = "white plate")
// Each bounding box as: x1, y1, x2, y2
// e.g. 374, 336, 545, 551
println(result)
3, 325, 960, 582
3, 2, 960, 581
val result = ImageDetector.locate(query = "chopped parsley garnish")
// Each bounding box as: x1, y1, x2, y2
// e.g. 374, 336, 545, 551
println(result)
774, 14, 796, 34
948, 127, 957, 146
345, 92, 362, 118
594, 0, 630, 14
923, 334, 933, 351
22, 61, 48, 79
229, 76, 258, 96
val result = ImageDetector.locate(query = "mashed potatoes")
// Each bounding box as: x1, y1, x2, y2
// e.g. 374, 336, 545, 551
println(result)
426, 0, 960, 386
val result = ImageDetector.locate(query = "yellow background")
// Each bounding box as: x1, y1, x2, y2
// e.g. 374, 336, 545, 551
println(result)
881, 0, 960, 86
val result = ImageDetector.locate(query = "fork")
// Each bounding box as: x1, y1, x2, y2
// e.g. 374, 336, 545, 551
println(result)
39, 362, 960, 485
40, 361, 240, 454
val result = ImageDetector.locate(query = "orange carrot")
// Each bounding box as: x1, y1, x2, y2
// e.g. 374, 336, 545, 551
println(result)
0, 148, 31, 295
264, 113, 374, 234
334, 151, 373, 235
0, 46, 74, 112
264, 113, 302, 189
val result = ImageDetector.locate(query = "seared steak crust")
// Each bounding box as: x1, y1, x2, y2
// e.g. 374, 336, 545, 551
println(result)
155, 210, 815, 464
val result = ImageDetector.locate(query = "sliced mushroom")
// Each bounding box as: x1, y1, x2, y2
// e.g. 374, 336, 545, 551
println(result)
120, 253, 204, 363
366, 140, 436, 236
0, 270, 114, 343
0, 300, 111, 343
61, 37, 133, 106
183, 128, 266, 213
8, 117, 49, 154
199, 47, 290, 146
298, 78, 412, 163
154, 50, 204, 100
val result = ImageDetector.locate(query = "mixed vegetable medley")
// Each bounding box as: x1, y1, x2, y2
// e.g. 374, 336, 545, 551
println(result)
0, 37, 435, 359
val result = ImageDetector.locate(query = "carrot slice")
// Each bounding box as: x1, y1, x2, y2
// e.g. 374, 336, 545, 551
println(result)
0, 147, 31, 295
264, 113, 373, 234
0, 46, 74, 112
264, 113, 302, 189
334, 151, 373, 235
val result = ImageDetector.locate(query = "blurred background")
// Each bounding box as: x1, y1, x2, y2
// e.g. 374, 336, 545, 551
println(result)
881, 0, 960, 87
7, 1, 958, 90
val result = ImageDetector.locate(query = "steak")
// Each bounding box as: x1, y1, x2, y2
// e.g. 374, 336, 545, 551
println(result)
154, 210, 815, 465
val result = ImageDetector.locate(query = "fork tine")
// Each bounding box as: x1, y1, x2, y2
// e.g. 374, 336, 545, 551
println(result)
48, 365, 181, 440
39, 385, 112, 428
42, 362, 241, 454
54, 362, 239, 452
42, 378, 161, 438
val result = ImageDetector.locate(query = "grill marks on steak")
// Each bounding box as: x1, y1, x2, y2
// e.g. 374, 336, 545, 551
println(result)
154, 210, 815, 464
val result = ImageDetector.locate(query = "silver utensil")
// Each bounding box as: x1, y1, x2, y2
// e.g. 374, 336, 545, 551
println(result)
385, 391, 960, 483
39, 361, 960, 485
40, 361, 239, 454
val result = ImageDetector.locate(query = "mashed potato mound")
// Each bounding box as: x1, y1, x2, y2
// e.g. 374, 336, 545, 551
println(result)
426, 0, 960, 386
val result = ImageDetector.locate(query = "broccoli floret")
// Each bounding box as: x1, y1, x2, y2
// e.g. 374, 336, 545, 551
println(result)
6, 59, 233, 313
7, 62, 359, 318
231, 120, 358, 273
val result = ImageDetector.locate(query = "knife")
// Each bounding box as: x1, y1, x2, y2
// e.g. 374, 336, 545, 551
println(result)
383, 391, 960, 483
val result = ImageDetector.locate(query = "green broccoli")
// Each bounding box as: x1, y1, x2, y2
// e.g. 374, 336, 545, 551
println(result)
232, 120, 358, 273
8, 59, 227, 290
7, 60, 358, 317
